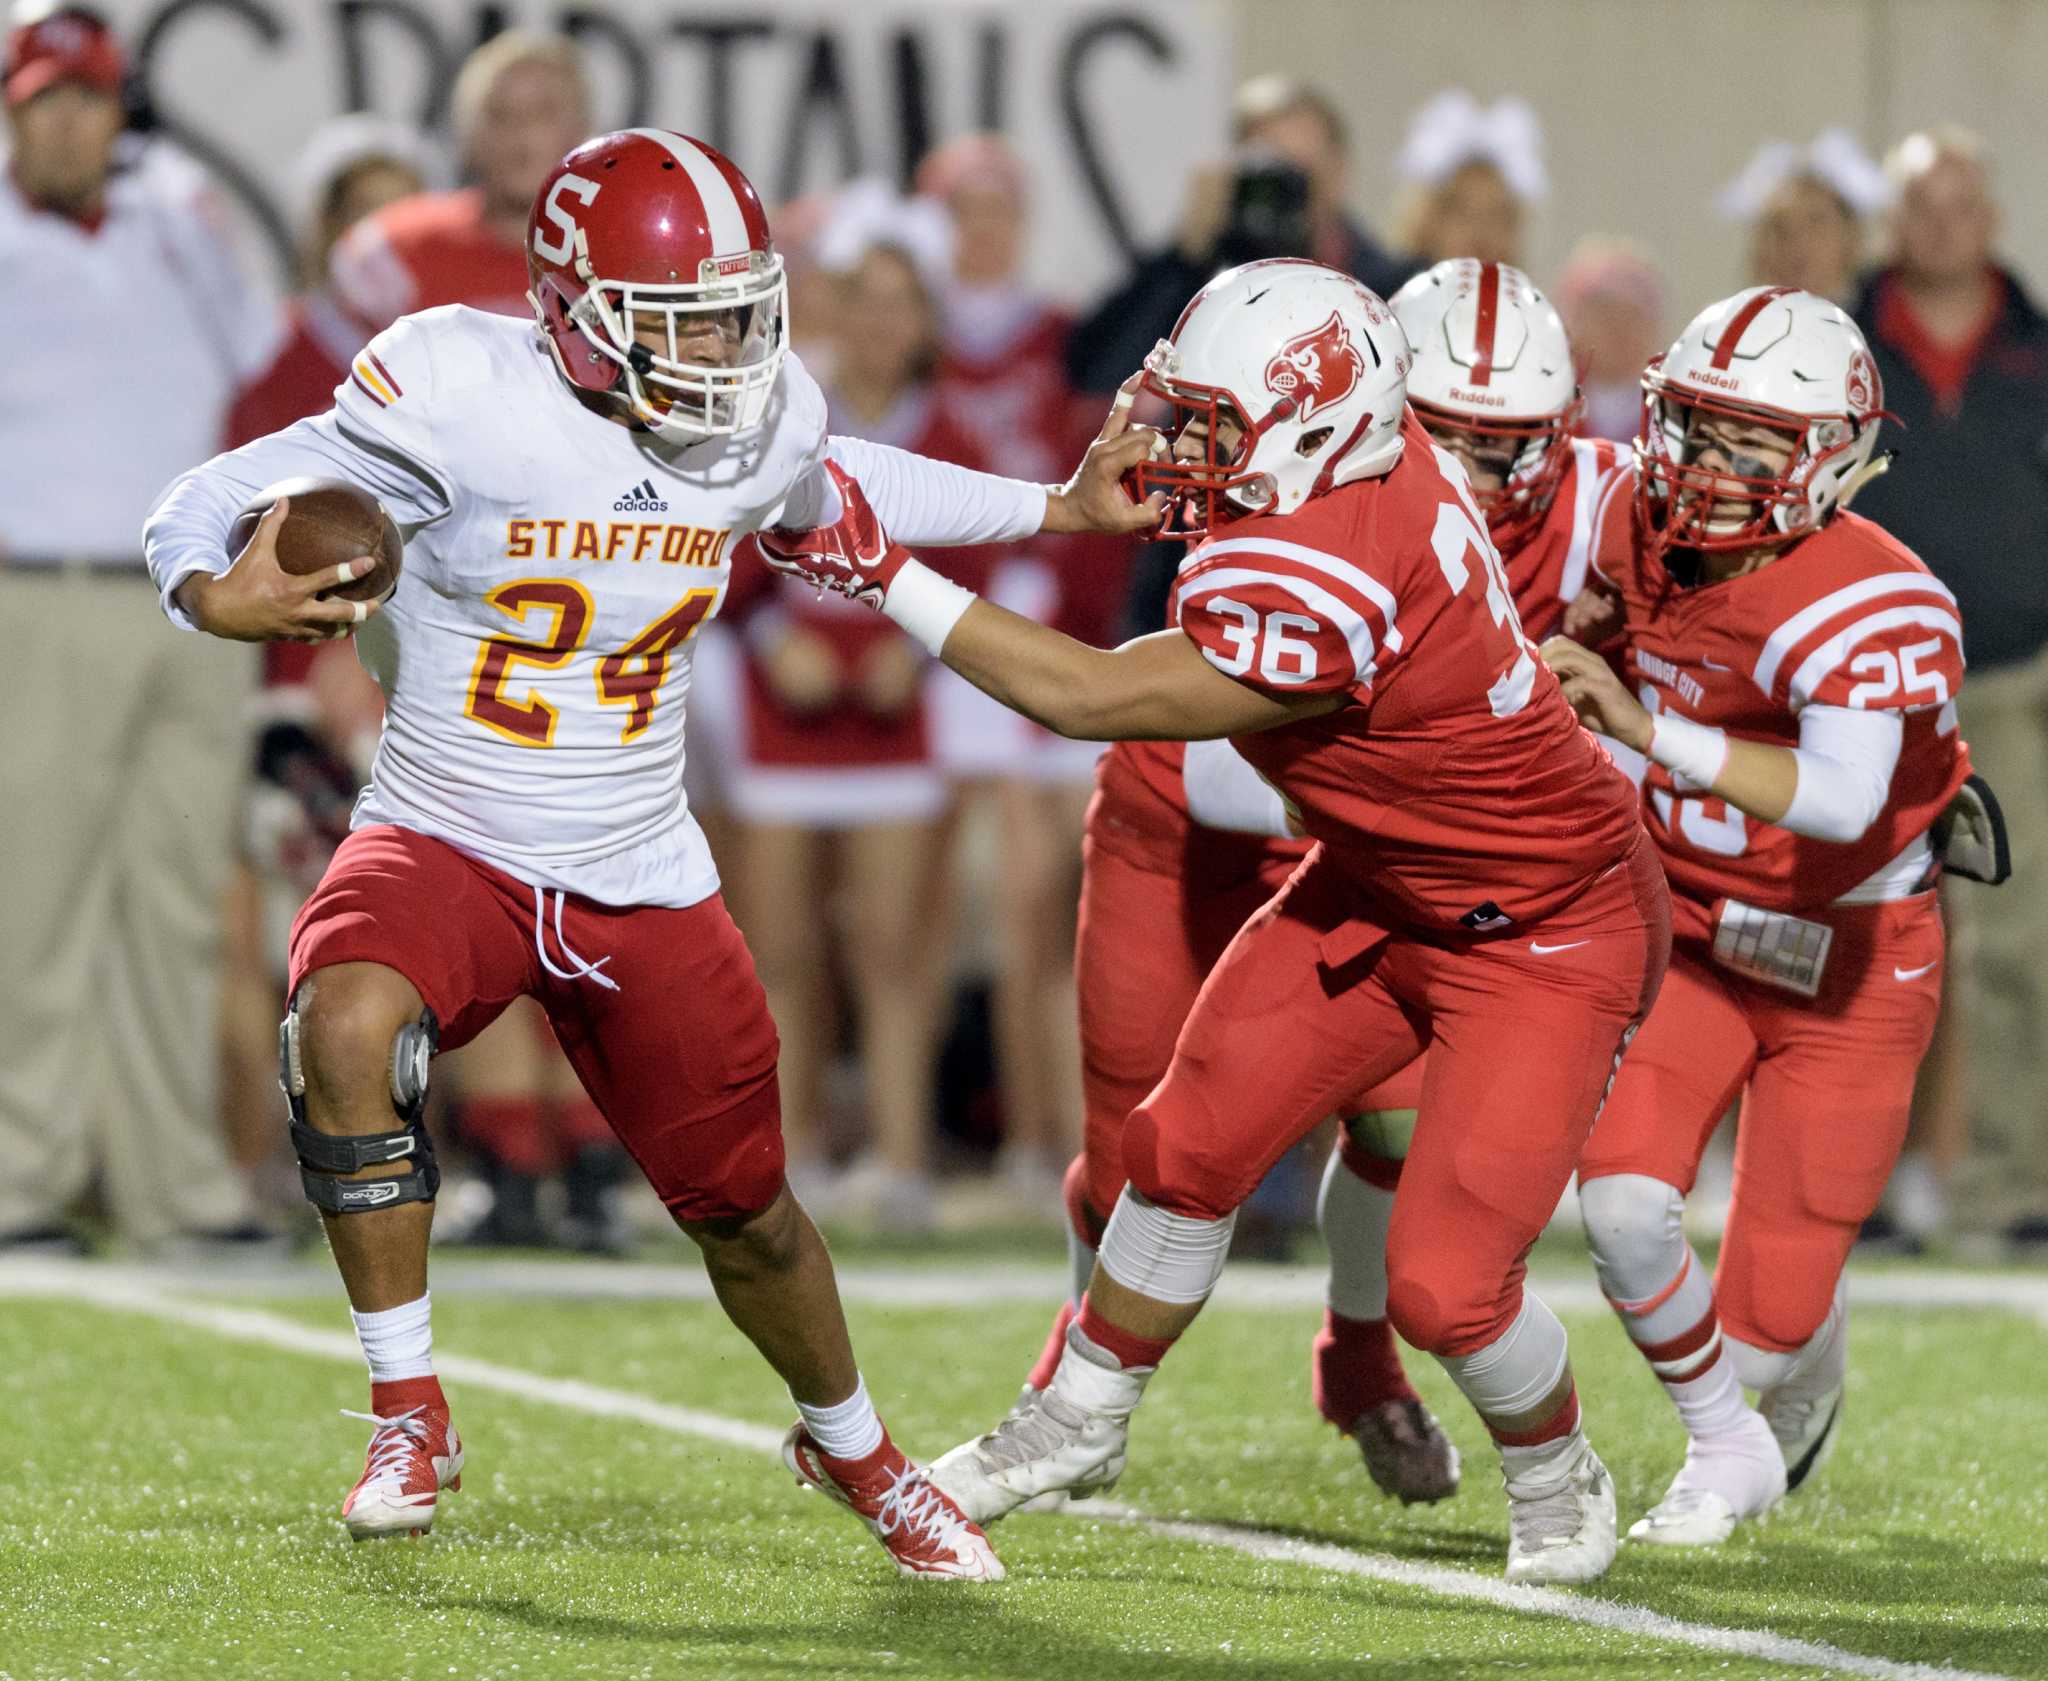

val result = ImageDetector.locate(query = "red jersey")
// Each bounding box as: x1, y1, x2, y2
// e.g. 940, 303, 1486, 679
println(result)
1593, 505, 1970, 914
328, 189, 530, 332
1095, 429, 1629, 857
1506, 436, 1630, 643
1169, 412, 1642, 932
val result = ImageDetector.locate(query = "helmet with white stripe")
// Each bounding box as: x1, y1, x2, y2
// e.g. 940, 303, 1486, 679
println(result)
1634, 285, 1887, 563
1134, 259, 1410, 537
1392, 259, 1581, 550
527, 129, 788, 441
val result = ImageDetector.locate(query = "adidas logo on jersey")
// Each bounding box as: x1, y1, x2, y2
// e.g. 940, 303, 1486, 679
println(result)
614, 478, 669, 513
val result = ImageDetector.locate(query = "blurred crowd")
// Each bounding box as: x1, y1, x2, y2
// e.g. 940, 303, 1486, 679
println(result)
4, 6, 2045, 1258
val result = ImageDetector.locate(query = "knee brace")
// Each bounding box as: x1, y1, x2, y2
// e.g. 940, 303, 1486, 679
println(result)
280, 994, 441, 1214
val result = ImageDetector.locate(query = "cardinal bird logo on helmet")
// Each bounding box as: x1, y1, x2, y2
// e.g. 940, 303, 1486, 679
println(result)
1263, 311, 1366, 422
1844, 347, 1881, 415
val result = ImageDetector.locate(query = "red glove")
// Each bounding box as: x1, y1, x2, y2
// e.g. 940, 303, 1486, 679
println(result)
739, 461, 912, 609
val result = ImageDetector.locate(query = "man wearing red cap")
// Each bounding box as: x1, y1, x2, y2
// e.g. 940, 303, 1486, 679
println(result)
0, 4, 281, 1252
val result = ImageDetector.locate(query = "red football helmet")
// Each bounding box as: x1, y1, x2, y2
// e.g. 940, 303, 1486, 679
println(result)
527, 128, 787, 441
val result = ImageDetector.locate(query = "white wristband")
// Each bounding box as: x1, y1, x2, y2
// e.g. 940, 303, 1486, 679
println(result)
881, 557, 977, 656
1648, 712, 1730, 789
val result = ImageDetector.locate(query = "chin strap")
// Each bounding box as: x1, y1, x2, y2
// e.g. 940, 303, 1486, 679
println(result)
1836, 449, 1893, 509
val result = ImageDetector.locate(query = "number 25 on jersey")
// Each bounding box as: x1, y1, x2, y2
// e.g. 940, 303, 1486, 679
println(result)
465, 579, 718, 747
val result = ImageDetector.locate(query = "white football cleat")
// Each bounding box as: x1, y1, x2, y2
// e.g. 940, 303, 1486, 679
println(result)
1627, 1411, 1786, 1546
930, 1336, 1148, 1525
1503, 1437, 1617, 1586
1760, 1310, 1848, 1494
341, 1402, 463, 1540
1762, 1381, 1844, 1494
1003, 1385, 1072, 1514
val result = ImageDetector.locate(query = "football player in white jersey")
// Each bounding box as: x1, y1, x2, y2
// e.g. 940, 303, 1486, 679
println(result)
142, 129, 1156, 1575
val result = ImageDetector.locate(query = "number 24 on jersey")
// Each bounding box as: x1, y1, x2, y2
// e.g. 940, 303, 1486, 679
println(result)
464, 579, 718, 748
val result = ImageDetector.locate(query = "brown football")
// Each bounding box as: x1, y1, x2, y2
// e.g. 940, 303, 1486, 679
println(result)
226, 477, 403, 603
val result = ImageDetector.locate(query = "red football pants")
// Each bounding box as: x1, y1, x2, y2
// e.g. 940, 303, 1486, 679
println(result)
289, 825, 785, 1225
1127, 838, 1669, 1356
1580, 892, 1943, 1354
1072, 822, 1304, 1224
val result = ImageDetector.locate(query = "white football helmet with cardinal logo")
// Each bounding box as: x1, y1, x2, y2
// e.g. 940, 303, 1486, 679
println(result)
1392, 259, 1581, 548
1634, 285, 1888, 562
1133, 258, 1410, 535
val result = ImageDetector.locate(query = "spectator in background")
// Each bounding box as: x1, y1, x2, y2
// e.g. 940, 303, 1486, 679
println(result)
1390, 89, 1544, 268
1554, 237, 1666, 443
0, 6, 278, 1252
705, 197, 974, 1233
216, 116, 429, 1211
1067, 74, 1408, 395
916, 133, 1106, 1199
329, 32, 615, 1248
1719, 128, 1891, 305
227, 117, 433, 444
329, 29, 587, 330
772, 192, 843, 379
1851, 127, 2048, 1248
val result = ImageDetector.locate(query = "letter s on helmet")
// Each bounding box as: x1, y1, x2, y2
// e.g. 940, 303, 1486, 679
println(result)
526, 128, 788, 442
1133, 259, 1411, 538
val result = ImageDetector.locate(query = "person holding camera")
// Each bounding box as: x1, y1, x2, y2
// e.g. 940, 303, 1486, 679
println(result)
1066, 75, 1410, 398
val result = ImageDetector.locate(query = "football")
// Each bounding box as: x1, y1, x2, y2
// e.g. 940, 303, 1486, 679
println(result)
226, 476, 403, 603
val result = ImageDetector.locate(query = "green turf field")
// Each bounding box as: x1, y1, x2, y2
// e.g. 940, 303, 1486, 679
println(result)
2, 1249, 2044, 1681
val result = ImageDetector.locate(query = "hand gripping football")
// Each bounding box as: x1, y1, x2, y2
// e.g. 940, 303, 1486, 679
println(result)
227, 477, 403, 603
742, 462, 909, 609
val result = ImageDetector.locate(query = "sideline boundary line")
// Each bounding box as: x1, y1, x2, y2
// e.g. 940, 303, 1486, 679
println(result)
1, 1259, 2022, 1681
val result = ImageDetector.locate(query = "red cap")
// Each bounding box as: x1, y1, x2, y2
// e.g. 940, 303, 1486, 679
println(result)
4, 8, 125, 109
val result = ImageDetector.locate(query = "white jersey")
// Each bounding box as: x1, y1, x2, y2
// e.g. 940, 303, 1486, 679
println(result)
144, 306, 1046, 907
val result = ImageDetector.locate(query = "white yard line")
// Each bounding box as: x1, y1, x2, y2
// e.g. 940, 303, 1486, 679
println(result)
0, 1257, 2026, 1681
29, 1251, 2048, 1325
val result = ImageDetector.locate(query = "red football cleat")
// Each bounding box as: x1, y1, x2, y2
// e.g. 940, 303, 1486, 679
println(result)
340, 1377, 463, 1540
783, 1424, 1004, 1580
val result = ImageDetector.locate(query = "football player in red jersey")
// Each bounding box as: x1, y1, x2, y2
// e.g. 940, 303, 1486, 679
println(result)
1541, 286, 1975, 1545
1304, 258, 1644, 1462
745, 258, 1669, 1585
1010, 259, 1637, 1512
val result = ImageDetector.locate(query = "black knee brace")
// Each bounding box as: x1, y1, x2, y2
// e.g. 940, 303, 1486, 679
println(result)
280, 993, 441, 1214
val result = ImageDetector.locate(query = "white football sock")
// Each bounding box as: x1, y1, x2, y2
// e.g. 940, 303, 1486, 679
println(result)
1437, 1293, 1569, 1420
1581, 1173, 1690, 1331
1096, 1188, 1234, 1305
794, 1374, 885, 1460
351, 1292, 435, 1384
1582, 1174, 1750, 1438
1318, 1143, 1394, 1322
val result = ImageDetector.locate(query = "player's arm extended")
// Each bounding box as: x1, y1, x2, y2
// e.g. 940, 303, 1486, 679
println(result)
793, 376, 1165, 547
1540, 636, 1899, 841
934, 594, 1340, 740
